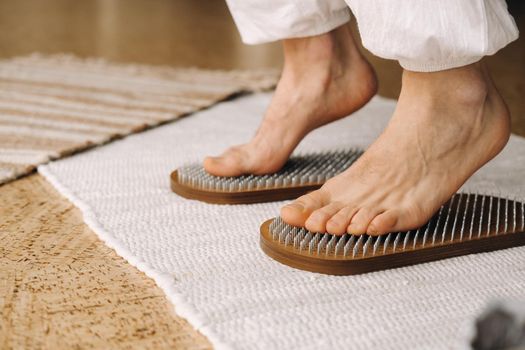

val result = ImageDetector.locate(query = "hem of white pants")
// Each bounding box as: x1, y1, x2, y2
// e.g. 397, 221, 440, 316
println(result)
241, 10, 350, 45
399, 28, 519, 73
399, 56, 483, 73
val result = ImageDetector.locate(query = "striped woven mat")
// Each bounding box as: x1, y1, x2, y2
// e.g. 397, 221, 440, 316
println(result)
0, 54, 278, 185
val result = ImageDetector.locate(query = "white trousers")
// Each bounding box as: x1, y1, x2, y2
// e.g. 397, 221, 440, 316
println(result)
226, 0, 519, 72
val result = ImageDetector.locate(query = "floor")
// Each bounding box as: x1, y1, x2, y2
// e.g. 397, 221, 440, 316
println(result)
1, 0, 524, 349
1, 175, 210, 349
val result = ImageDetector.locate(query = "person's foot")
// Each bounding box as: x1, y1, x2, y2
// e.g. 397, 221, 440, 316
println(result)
281, 62, 511, 236
203, 25, 377, 176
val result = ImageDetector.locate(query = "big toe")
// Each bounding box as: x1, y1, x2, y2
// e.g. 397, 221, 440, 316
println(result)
203, 150, 246, 177
280, 190, 328, 227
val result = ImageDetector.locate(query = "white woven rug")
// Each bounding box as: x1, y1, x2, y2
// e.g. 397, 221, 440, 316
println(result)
39, 93, 525, 350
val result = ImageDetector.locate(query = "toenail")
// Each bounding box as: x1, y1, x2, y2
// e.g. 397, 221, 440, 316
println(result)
367, 225, 379, 235
327, 218, 338, 226
304, 217, 317, 226
286, 203, 304, 212
310, 213, 324, 223
347, 223, 359, 234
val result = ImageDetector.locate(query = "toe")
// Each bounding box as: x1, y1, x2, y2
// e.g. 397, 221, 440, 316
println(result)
203, 148, 245, 177
280, 202, 308, 227
347, 208, 379, 235
203, 156, 227, 175
325, 206, 359, 235
367, 210, 398, 236
280, 190, 328, 227
305, 202, 344, 233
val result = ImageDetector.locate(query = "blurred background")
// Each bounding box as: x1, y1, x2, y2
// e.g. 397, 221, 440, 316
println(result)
0, 0, 523, 134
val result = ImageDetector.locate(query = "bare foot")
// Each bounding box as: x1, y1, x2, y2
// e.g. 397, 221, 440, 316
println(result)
281, 62, 511, 236
203, 25, 377, 176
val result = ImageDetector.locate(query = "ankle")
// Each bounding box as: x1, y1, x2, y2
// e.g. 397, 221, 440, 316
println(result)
400, 62, 510, 155
283, 33, 337, 65
283, 25, 358, 63
281, 25, 361, 85
402, 63, 490, 107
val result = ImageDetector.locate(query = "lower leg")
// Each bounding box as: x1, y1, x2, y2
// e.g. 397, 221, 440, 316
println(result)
281, 61, 511, 235
204, 24, 377, 177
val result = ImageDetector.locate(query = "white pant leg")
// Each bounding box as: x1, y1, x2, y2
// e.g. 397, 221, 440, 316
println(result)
226, 0, 350, 45
345, 0, 519, 72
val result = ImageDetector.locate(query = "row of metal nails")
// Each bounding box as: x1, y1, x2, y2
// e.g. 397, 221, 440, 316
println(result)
269, 193, 525, 258
178, 149, 363, 192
